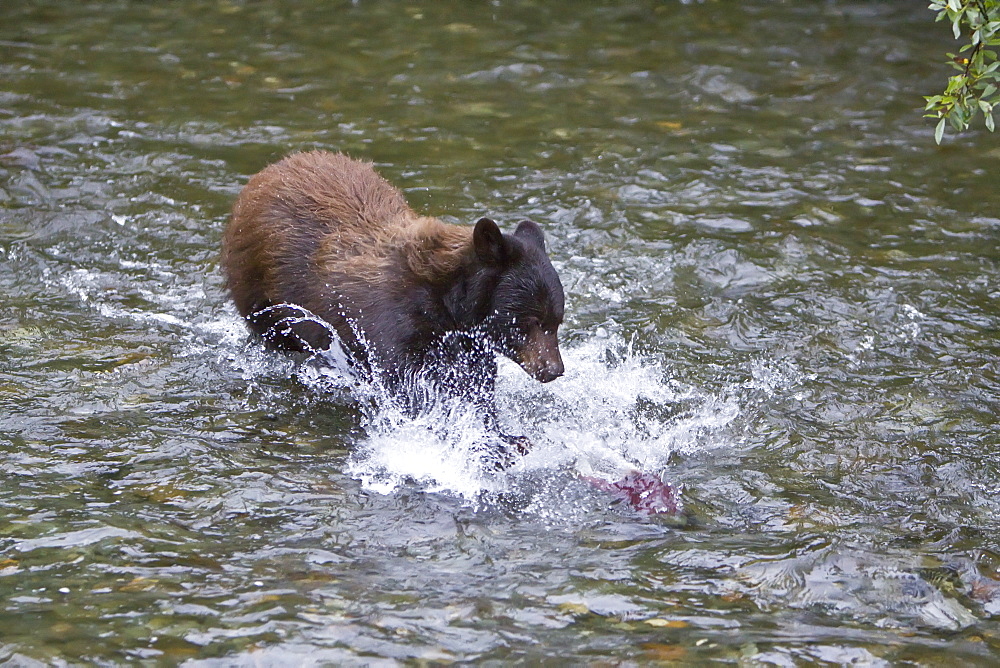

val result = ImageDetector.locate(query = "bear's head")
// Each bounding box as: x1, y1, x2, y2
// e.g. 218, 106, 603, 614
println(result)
457, 217, 565, 383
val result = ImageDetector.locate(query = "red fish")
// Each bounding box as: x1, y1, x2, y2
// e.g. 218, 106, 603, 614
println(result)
585, 471, 682, 515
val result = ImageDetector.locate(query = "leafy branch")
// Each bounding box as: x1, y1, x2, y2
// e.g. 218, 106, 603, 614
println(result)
925, 0, 1000, 143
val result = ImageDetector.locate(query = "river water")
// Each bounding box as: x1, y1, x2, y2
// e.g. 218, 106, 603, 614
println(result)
3, 1, 1000, 664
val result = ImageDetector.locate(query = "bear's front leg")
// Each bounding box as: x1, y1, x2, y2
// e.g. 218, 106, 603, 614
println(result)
425, 332, 533, 469
478, 396, 534, 470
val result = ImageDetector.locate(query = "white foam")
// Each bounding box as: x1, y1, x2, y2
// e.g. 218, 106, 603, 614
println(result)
494, 335, 739, 479
338, 332, 797, 501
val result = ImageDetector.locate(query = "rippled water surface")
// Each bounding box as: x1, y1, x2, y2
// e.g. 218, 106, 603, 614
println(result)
3, 0, 1000, 664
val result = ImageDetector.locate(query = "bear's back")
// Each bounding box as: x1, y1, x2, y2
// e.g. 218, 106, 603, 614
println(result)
248, 151, 414, 242
223, 152, 410, 330
223, 151, 477, 354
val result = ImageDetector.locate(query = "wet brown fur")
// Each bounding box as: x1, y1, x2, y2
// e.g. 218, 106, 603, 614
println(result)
225, 151, 469, 311
223, 152, 477, 363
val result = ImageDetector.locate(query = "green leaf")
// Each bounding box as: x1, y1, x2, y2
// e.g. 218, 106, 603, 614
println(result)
927, 0, 1000, 140
949, 107, 967, 130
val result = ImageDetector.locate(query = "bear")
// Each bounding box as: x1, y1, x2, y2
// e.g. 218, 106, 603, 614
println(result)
221, 151, 565, 458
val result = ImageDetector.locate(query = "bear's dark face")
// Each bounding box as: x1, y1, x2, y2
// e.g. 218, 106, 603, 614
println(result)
470, 217, 565, 383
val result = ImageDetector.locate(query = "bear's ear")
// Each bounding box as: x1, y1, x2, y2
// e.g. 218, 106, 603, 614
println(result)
514, 219, 546, 250
473, 217, 508, 265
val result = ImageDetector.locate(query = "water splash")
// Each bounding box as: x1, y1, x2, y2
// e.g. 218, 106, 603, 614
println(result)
210, 304, 802, 514
336, 330, 791, 511
54, 259, 791, 512
494, 334, 739, 478
52, 258, 794, 512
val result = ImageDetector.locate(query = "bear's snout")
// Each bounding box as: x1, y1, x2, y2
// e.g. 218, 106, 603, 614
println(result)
533, 356, 564, 383
519, 329, 564, 383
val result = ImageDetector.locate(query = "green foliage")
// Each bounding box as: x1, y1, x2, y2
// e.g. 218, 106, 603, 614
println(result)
925, 0, 1000, 143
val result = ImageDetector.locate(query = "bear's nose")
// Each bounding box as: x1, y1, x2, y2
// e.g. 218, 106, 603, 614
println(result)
535, 357, 563, 383
536, 368, 562, 383
520, 329, 563, 383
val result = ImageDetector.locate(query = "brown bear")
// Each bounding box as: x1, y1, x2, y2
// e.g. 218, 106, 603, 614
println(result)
221, 151, 564, 453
